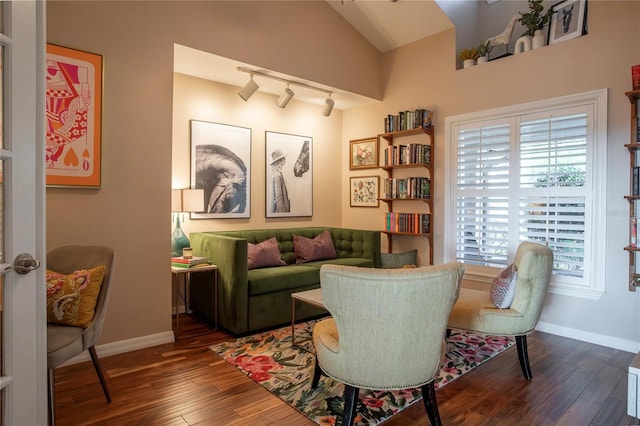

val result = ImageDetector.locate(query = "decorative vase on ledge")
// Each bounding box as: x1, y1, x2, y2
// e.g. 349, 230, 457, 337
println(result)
532, 30, 545, 49
515, 35, 532, 54
463, 59, 476, 68
477, 55, 488, 64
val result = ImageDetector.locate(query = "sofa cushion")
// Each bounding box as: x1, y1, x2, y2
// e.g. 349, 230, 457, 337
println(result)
304, 257, 375, 269
293, 229, 337, 263
247, 237, 286, 270
381, 249, 417, 268
248, 265, 321, 296
491, 264, 517, 308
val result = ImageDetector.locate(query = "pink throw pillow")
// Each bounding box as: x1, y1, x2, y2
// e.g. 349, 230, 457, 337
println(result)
247, 237, 286, 269
490, 264, 517, 308
293, 230, 338, 263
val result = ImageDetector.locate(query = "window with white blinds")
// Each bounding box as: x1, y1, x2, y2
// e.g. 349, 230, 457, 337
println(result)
447, 90, 607, 297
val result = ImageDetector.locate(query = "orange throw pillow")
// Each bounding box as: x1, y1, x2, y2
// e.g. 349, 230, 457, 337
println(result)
46, 266, 105, 328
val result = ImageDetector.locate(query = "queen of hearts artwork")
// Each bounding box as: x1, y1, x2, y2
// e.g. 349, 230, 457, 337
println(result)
45, 44, 102, 187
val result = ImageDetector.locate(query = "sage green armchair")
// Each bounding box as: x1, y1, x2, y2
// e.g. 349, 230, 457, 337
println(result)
447, 241, 553, 380
311, 263, 464, 426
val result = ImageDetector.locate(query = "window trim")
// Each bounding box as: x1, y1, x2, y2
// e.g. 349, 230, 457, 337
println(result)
444, 89, 608, 299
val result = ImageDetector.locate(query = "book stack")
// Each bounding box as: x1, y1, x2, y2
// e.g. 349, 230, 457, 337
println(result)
384, 212, 431, 234
171, 256, 210, 268
382, 177, 430, 200
383, 143, 431, 166
632, 64, 640, 91
384, 109, 433, 133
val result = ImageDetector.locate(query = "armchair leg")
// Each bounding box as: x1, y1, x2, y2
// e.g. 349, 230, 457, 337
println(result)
311, 356, 322, 389
342, 385, 359, 426
421, 381, 442, 426
515, 335, 532, 380
47, 369, 56, 426
89, 346, 112, 403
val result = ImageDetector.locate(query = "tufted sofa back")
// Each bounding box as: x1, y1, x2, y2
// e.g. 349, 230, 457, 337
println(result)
198, 227, 380, 267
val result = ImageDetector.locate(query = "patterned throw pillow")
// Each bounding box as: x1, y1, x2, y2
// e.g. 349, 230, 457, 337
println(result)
46, 266, 106, 328
490, 264, 517, 309
293, 230, 338, 263
247, 237, 286, 269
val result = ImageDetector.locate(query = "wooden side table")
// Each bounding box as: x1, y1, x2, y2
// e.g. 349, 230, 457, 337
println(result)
171, 264, 218, 339
290, 288, 324, 346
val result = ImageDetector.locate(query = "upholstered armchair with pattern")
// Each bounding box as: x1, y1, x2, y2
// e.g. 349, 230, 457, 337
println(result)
447, 241, 553, 380
47, 245, 115, 426
311, 263, 464, 426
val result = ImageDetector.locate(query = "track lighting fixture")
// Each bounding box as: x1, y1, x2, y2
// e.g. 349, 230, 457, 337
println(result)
322, 94, 335, 117
238, 73, 259, 101
276, 84, 294, 108
237, 67, 336, 116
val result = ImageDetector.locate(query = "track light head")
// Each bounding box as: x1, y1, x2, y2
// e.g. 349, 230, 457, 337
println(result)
276, 84, 294, 108
238, 74, 259, 101
322, 94, 335, 117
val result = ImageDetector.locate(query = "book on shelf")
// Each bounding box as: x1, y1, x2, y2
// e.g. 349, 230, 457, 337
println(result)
384, 109, 433, 133
171, 256, 210, 268
634, 167, 639, 196
633, 64, 640, 91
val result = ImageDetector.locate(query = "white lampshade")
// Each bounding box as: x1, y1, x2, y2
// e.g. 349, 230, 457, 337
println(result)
181, 188, 205, 213
171, 189, 182, 212
172, 188, 205, 213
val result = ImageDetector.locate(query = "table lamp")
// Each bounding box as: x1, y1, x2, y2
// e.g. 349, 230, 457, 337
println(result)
171, 188, 204, 257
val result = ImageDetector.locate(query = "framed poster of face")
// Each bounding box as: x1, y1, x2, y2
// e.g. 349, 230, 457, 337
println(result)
190, 120, 251, 219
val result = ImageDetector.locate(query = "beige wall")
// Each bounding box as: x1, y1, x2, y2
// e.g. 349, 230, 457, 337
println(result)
47, 1, 380, 345
341, 2, 640, 348
48, 1, 640, 350
172, 73, 344, 232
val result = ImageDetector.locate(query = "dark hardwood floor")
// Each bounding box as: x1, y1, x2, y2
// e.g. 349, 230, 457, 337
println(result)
52, 316, 639, 425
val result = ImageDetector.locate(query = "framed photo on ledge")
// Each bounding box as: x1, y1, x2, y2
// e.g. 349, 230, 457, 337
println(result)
45, 44, 103, 188
548, 0, 588, 45
349, 137, 379, 170
350, 176, 379, 207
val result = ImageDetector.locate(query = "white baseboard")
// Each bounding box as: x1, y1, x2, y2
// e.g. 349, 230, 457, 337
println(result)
536, 321, 640, 353
61, 331, 176, 367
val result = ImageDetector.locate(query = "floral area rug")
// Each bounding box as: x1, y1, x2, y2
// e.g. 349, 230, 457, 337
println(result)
210, 321, 514, 425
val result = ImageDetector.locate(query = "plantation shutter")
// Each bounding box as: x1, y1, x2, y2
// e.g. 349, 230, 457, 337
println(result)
455, 120, 511, 267
455, 108, 591, 283
519, 111, 589, 282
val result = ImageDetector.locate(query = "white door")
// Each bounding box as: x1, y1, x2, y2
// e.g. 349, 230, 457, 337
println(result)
0, 1, 47, 425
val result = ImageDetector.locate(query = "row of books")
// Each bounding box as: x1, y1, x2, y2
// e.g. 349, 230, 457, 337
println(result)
631, 217, 639, 247
384, 109, 433, 133
383, 143, 431, 166
384, 212, 431, 234
382, 177, 430, 200
171, 256, 210, 268
633, 167, 640, 196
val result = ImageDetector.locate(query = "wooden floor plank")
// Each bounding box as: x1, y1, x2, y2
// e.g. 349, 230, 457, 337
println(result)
52, 317, 639, 425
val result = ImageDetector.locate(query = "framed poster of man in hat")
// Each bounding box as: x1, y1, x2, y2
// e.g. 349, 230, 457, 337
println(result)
265, 131, 312, 218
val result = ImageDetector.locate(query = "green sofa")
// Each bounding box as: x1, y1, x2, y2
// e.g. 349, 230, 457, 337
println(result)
189, 227, 381, 335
